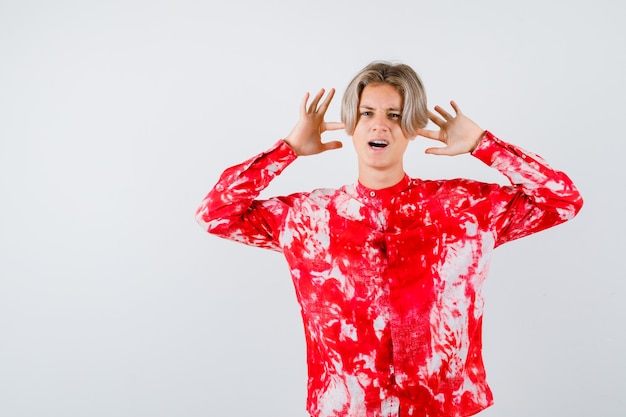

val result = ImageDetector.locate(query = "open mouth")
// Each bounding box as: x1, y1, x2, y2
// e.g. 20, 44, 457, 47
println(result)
368, 140, 389, 149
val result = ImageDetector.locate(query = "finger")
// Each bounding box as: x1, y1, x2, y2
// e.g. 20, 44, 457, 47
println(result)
428, 110, 446, 127
434, 105, 454, 121
299, 92, 311, 115
317, 88, 336, 113
307, 89, 326, 113
449, 100, 462, 115
323, 121, 346, 132
416, 127, 440, 141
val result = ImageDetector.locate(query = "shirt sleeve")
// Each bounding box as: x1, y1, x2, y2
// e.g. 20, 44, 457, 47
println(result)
471, 131, 583, 247
195, 140, 299, 252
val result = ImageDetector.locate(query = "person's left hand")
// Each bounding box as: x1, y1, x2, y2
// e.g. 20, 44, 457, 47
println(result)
417, 101, 485, 156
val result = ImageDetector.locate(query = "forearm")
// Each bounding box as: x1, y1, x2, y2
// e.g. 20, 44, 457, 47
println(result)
195, 140, 297, 240
472, 131, 583, 220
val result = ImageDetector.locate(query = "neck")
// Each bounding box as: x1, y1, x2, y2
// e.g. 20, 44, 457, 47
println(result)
358, 166, 405, 190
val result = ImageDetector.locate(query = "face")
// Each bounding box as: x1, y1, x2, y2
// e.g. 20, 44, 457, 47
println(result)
352, 83, 415, 182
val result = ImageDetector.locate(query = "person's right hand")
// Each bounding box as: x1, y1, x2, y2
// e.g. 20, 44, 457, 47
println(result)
284, 88, 345, 156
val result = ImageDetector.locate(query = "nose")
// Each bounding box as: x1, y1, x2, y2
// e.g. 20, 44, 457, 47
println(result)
371, 113, 390, 132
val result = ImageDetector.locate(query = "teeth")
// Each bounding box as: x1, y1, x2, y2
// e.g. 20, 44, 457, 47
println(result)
369, 140, 388, 148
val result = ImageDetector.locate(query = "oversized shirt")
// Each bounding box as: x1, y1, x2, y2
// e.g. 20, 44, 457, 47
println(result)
196, 131, 583, 417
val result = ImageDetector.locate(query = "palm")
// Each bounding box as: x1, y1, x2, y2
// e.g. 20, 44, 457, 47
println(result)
417, 101, 484, 156
285, 89, 344, 156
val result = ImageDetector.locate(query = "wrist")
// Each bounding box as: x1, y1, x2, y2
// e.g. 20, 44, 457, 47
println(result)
282, 138, 300, 156
469, 129, 486, 153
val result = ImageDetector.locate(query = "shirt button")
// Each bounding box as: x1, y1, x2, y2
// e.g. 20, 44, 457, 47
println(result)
370, 191, 376, 197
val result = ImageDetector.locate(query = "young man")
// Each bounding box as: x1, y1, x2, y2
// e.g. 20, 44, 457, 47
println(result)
195, 61, 583, 417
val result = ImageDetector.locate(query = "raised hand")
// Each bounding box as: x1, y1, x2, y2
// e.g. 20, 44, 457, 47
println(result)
284, 88, 345, 156
417, 101, 485, 156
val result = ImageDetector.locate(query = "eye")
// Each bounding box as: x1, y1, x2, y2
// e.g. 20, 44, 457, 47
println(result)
360, 111, 373, 117
389, 113, 402, 119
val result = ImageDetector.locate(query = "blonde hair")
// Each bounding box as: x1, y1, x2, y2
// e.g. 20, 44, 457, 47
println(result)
341, 61, 428, 136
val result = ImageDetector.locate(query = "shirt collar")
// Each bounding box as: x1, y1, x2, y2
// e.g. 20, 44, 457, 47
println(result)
355, 174, 411, 201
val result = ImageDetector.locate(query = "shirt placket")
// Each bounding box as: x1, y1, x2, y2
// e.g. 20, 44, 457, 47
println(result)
363, 190, 405, 416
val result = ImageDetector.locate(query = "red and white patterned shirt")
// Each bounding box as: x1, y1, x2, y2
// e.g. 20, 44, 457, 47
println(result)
196, 131, 582, 417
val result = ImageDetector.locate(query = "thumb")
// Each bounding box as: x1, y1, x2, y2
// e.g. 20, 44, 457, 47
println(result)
424, 146, 451, 156
322, 140, 343, 152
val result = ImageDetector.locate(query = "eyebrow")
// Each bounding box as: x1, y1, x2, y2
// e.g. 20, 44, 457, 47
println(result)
359, 105, 403, 112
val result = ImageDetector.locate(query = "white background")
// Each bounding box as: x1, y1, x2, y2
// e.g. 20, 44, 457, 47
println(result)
1, 1, 624, 416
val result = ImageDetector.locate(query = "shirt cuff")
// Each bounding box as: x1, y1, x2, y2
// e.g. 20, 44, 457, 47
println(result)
259, 139, 298, 162
250, 139, 298, 172
471, 130, 503, 167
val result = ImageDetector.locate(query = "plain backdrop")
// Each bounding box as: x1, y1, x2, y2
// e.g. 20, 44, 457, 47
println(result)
1, 1, 624, 416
